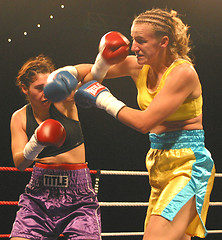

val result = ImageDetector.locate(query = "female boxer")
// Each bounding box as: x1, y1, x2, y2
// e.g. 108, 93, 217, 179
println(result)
10, 55, 101, 240
74, 8, 215, 240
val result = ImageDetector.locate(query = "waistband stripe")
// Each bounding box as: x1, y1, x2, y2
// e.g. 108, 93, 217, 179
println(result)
35, 162, 88, 170
149, 130, 205, 150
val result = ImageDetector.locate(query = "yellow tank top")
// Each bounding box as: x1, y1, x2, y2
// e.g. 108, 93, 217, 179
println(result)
136, 59, 202, 121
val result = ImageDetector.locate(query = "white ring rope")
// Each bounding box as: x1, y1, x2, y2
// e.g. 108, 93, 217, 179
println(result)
101, 230, 222, 237
215, 173, 222, 178
100, 170, 222, 178
100, 170, 149, 176
100, 202, 149, 207
208, 230, 222, 234
101, 232, 144, 236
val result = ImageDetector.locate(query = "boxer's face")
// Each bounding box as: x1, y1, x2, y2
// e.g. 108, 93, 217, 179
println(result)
22, 73, 51, 109
131, 23, 167, 65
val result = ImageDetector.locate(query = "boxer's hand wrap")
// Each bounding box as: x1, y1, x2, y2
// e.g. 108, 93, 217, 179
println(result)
91, 31, 130, 80
96, 91, 126, 118
44, 66, 78, 102
23, 119, 66, 161
74, 80, 126, 118
91, 53, 110, 80
23, 134, 45, 161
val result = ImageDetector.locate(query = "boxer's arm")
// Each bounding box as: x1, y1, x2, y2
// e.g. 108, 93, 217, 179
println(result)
10, 109, 33, 171
11, 111, 66, 171
82, 55, 141, 86
74, 64, 93, 81
105, 55, 142, 81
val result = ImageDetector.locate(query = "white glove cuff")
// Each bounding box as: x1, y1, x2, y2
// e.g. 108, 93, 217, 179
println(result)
23, 134, 45, 161
91, 53, 110, 80
47, 66, 78, 84
60, 66, 78, 78
96, 91, 126, 118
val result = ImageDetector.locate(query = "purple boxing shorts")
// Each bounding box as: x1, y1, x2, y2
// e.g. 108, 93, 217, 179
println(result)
10, 163, 101, 240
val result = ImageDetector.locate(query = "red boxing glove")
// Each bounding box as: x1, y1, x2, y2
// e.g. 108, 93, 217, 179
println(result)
91, 31, 130, 80
36, 119, 66, 147
100, 31, 130, 65
23, 119, 66, 161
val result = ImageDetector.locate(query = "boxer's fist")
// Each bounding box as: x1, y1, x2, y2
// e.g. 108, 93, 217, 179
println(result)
23, 119, 66, 161
100, 31, 130, 65
74, 80, 126, 118
36, 119, 66, 147
44, 66, 78, 102
91, 31, 130, 80
74, 80, 109, 108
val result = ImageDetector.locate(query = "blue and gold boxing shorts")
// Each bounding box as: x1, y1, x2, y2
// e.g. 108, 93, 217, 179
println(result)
145, 130, 215, 238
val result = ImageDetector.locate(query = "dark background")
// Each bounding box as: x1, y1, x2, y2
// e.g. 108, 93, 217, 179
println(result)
0, 0, 221, 239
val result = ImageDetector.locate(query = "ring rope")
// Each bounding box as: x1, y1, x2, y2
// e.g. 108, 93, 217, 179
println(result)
0, 167, 33, 172
100, 202, 222, 207
0, 167, 97, 174
1, 230, 222, 238
1, 201, 222, 207
101, 230, 222, 236
101, 232, 144, 236
100, 170, 149, 176
0, 167, 221, 178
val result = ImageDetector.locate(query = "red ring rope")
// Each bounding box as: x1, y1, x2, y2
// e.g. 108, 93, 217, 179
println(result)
0, 167, 97, 174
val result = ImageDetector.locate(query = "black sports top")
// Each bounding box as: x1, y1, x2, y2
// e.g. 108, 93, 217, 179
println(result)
26, 104, 84, 158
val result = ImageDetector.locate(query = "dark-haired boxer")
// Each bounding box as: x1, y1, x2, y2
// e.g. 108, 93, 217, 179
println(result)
10, 32, 130, 239
10, 55, 101, 240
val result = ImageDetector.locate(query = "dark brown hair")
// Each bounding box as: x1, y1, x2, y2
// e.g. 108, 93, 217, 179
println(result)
16, 54, 55, 90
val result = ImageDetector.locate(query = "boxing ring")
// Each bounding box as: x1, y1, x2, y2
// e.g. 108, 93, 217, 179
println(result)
0, 167, 222, 238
